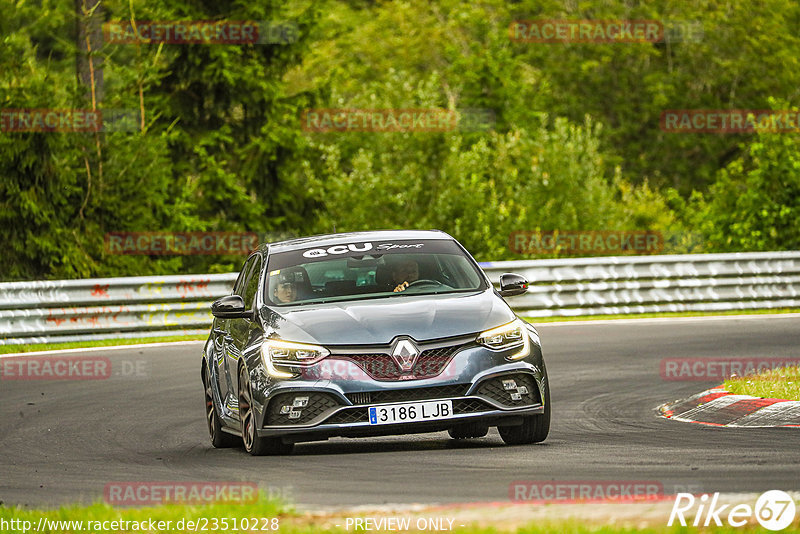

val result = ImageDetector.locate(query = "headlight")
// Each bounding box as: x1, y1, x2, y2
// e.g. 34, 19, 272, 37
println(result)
261, 339, 330, 378
476, 319, 530, 360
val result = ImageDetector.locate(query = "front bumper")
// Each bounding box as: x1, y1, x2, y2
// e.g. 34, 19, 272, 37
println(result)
252, 335, 547, 442
261, 405, 544, 442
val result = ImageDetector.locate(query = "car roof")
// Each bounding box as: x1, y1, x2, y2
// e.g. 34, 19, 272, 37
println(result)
259, 229, 453, 254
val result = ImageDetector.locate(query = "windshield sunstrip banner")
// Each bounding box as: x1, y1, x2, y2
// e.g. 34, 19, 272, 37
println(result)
267, 240, 464, 269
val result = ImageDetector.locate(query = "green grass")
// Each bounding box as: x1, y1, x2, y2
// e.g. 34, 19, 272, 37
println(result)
0, 494, 287, 533
0, 335, 206, 355
724, 365, 800, 401
524, 308, 800, 323
1, 498, 798, 533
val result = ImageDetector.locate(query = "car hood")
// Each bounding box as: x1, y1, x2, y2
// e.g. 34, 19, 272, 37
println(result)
261, 289, 515, 346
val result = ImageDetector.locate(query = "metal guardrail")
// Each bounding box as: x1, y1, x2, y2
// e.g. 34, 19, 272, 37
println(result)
481, 251, 800, 317
1, 252, 798, 345
0, 274, 237, 345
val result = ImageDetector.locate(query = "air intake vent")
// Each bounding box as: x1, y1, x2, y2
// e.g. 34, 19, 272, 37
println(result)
265, 392, 340, 426
475, 373, 539, 407
345, 384, 469, 405
348, 392, 372, 405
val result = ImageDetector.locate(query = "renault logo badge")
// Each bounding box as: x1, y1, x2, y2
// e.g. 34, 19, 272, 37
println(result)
391, 338, 420, 371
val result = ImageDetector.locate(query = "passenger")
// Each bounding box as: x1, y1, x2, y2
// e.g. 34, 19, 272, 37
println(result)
273, 275, 297, 303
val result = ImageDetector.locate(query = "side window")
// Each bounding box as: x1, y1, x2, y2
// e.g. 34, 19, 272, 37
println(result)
233, 257, 255, 297
243, 256, 262, 310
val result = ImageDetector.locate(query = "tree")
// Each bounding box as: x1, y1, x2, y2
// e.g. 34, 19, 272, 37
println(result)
701, 125, 800, 251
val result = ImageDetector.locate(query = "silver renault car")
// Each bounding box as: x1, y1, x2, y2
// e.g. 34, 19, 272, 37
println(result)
202, 230, 550, 454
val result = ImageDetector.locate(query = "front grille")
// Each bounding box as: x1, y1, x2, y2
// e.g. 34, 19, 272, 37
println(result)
345, 384, 470, 405
348, 392, 372, 405
326, 409, 370, 424
323, 395, 495, 425
475, 373, 539, 407
265, 391, 339, 426
339, 354, 399, 379
334, 343, 469, 381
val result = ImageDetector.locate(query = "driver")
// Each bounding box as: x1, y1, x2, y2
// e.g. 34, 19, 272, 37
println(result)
391, 259, 419, 292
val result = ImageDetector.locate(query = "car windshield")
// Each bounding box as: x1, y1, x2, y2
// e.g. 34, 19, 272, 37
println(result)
264, 238, 487, 306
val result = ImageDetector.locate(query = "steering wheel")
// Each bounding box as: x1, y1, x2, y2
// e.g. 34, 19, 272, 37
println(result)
405, 279, 444, 289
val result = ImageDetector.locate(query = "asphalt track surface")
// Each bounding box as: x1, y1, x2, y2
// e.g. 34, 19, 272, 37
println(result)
1, 315, 799, 509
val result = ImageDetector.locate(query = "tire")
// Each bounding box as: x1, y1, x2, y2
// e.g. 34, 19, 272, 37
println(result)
238, 365, 294, 456
448, 422, 489, 440
203, 365, 238, 448
498, 374, 550, 445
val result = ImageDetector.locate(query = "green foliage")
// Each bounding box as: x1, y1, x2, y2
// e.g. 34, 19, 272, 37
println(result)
506, 0, 800, 193
304, 112, 677, 260
2, 0, 798, 280
700, 129, 800, 251
1, 0, 319, 280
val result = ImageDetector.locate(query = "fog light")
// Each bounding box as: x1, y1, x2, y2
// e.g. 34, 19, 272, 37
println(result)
280, 406, 291, 414
502, 379, 517, 390
510, 392, 522, 401
517, 386, 529, 395
293, 396, 309, 408
288, 410, 302, 419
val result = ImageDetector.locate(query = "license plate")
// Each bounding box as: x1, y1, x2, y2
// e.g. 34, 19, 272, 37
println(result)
368, 400, 453, 425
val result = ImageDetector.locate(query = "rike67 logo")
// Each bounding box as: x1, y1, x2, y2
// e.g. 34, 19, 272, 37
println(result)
669, 490, 796, 531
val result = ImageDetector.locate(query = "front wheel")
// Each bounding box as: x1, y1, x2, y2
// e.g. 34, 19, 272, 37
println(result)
238, 365, 294, 456
203, 365, 238, 448
498, 376, 550, 445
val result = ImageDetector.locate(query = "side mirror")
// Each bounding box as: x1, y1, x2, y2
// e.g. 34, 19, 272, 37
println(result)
211, 295, 248, 319
498, 273, 529, 297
